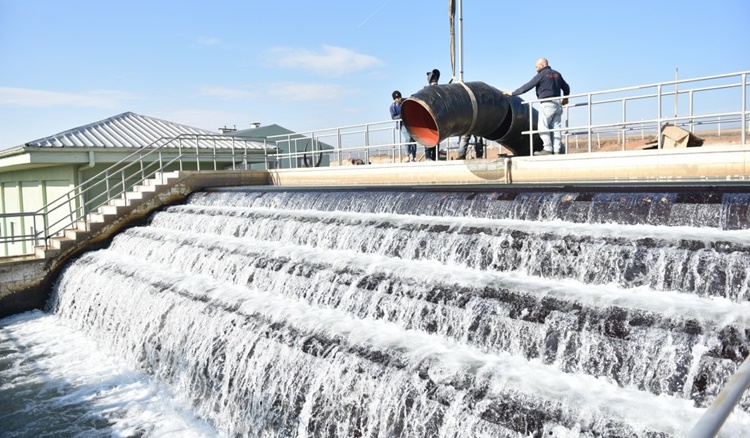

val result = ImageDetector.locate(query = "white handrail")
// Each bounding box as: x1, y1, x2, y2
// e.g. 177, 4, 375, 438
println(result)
688, 353, 750, 438
3, 71, 749, 256
521, 70, 750, 152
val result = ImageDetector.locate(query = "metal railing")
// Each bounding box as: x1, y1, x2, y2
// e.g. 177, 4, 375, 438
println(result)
0, 71, 748, 436
3, 71, 750, 258
263, 71, 749, 167
262, 120, 475, 167
264, 120, 423, 168
0, 134, 271, 256
521, 70, 749, 152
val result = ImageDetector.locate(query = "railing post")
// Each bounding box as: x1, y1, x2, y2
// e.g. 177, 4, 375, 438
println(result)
621, 98, 627, 151
742, 72, 747, 145
587, 93, 593, 152
393, 124, 399, 163
689, 90, 695, 133
66, 191, 75, 231
262, 139, 267, 170
564, 105, 570, 152
337, 128, 343, 166
528, 103, 534, 154
104, 170, 111, 201
657, 84, 663, 149
121, 171, 126, 201
195, 136, 200, 171
290, 135, 296, 169
32, 215, 38, 247
364, 124, 371, 164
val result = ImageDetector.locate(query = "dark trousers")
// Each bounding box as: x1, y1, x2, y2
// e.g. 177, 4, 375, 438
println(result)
425, 146, 437, 161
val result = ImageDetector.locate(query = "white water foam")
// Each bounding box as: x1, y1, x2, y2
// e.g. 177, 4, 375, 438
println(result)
0, 311, 222, 437
50, 248, 750, 436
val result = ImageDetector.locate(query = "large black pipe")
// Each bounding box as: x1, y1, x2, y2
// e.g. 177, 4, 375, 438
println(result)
401, 81, 542, 156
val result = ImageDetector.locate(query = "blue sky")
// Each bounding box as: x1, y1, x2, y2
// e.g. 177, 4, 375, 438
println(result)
1, 0, 748, 149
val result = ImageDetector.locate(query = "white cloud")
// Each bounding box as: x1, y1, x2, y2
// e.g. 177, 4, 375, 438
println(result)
195, 36, 220, 47
263, 45, 384, 77
266, 82, 359, 101
0, 87, 136, 108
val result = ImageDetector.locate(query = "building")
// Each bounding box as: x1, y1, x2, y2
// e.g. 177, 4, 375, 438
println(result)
230, 123, 333, 169
0, 111, 271, 256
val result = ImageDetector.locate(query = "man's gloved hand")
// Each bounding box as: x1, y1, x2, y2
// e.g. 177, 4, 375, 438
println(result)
562, 98, 569, 106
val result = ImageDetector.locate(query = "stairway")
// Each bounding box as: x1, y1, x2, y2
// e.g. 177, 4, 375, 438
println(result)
33, 171, 183, 261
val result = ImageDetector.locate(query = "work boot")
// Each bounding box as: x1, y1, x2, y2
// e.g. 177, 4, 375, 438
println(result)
534, 149, 553, 156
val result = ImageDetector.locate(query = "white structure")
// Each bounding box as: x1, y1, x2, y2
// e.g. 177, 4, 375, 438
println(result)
0, 112, 270, 256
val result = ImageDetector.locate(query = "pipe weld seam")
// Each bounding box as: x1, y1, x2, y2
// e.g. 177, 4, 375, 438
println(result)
459, 82, 479, 134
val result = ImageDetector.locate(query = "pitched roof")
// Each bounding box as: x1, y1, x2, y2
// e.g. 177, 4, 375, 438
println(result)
231, 123, 334, 151
24, 112, 269, 150
230, 124, 295, 139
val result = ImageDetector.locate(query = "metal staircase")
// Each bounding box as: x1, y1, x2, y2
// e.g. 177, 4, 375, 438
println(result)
33, 171, 183, 260
24, 132, 268, 262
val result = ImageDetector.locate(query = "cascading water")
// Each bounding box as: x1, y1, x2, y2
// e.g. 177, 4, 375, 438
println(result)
1, 188, 750, 437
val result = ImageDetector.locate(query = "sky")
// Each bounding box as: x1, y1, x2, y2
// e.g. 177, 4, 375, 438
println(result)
0, 0, 748, 150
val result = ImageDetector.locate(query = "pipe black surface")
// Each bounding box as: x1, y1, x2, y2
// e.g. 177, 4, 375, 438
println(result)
491, 94, 543, 155
401, 81, 542, 156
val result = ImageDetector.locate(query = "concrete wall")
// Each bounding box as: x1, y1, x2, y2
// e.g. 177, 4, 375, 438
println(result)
267, 145, 750, 187
0, 258, 54, 316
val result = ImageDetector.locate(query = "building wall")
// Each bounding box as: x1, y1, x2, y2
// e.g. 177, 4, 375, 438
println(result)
0, 150, 266, 257
0, 165, 77, 256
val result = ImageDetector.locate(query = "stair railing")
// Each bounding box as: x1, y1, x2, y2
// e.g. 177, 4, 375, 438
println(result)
32, 133, 271, 253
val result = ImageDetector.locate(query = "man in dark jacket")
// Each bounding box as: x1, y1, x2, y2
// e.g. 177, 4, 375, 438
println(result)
505, 58, 570, 155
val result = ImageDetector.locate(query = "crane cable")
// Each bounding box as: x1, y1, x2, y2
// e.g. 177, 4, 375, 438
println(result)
449, 0, 456, 82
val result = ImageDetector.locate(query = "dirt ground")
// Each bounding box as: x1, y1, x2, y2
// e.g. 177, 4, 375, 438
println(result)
567, 129, 744, 153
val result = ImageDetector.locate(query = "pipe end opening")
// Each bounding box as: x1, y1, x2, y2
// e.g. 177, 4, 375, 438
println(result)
401, 99, 439, 146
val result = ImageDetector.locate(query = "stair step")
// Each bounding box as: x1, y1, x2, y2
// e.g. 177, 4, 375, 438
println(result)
34, 246, 60, 259
65, 227, 91, 241
126, 189, 156, 203
124, 190, 145, 201
108, 198, 129, 207
134, 183, 158, 193
49, 236, 76, 251
98, 204, 132, 216
87, 212, 105, 223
